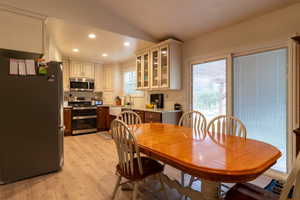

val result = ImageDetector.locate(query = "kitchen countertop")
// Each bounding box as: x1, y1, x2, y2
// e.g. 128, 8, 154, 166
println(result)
97, 104, 182, 113
64, 104, 182, 113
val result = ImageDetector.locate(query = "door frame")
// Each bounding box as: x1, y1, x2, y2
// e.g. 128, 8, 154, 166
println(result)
187, 40, 298, 179
189, 55, 232, 115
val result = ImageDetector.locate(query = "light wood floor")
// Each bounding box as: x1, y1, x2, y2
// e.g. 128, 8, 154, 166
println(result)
0, 133, 272, 200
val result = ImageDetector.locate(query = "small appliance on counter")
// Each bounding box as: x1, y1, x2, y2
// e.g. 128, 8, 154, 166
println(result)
124, 95, 134, 107
115, 96, 122, 106
174, 103, 182, 110
93, 100, 103, 106
150, 93, 164, 109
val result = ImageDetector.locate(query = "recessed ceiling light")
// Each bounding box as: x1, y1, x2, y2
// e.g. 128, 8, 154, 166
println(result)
73, 48, 79, 52
124, 42, 130, 47
102, 53, 108, 57
88, 33, 96, 39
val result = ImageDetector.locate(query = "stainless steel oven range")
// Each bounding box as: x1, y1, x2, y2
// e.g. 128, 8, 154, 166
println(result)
68, 101, 97, 135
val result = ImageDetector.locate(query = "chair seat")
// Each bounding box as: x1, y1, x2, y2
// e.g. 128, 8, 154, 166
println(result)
225, 183, 279, 200
116, 157, 164, 181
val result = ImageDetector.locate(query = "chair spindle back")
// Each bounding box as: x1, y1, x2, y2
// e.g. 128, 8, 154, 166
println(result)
207, 115, 247, 138
111, 119, 143, 177
117, 111, 142, 125
178, 111, 207, 132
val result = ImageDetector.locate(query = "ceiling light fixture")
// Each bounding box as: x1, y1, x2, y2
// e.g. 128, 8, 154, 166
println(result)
124, 42, 130, 47
88, 33, 96, 39
73, 48, 79, 52
102, 53, 108, 57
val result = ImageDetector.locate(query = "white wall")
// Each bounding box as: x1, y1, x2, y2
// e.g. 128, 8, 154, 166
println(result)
184, 3, 300, 61
182, 2, 300, 109
128, 2, 300, 111
0, 8, 44, 53
43, 33, 62, 62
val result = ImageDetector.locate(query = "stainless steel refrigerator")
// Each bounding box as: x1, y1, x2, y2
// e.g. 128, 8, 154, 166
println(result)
0, 49, 64, 184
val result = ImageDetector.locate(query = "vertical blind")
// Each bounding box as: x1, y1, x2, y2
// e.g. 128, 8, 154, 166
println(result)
233, 48, 287, 172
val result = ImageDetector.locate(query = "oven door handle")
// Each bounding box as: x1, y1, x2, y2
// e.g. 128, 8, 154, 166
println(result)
73, 107, 97, 110
73, 115, 97, 120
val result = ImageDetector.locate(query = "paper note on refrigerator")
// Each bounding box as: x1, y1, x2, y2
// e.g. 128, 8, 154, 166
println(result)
18, 60, 26, 75
25, 59, 36, 75
9, 59, 18, 75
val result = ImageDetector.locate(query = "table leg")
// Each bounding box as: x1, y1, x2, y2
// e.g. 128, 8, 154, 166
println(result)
201, 180, 220, 200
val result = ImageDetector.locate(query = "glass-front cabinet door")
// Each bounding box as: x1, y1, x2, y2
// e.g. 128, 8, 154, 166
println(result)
160, 45, 169, 88
151, 48, 160, 88
143, 53, 150, 88
136, 55, 142, 89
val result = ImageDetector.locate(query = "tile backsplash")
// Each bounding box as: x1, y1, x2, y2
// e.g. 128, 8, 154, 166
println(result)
64, 91, 103, 101
145, 90, 185, 110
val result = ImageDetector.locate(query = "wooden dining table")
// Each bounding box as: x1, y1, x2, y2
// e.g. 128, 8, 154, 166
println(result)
128, 123, 282, 200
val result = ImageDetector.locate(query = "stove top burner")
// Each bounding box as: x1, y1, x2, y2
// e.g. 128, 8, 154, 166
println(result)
68, 101, 93, 107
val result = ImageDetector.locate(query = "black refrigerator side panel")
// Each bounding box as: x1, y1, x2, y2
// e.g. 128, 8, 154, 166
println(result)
0, 57, 5, 184
48, 62, 64, 168
0, 57, 61, 183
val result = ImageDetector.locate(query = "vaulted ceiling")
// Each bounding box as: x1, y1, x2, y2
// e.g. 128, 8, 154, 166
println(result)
2, 0, 300, 42
2, 0, 300, 63
47, 18, 154, 63
97, 0, 300, 41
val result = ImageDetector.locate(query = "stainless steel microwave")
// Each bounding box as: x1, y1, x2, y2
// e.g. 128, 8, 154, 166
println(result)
70, 78, 94, 92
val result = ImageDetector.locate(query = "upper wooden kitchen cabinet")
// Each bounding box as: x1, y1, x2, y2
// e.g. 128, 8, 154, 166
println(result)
63, 61, 70, 92
103, 66, 113, 91
82, 63, 95, 78
69, 61, 95, 79
136, 51, 150, 89
63, 60, 103, 92
136, 39, 182, 90
94, 64, 103, 92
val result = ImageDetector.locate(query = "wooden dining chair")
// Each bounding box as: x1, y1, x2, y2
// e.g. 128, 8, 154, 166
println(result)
207, 115, 247, 138
117, 111, 142, 125
111, 119, 168, 200
178, 111, 207, 192
225, 152, 300, 200
207, 115, 247, 197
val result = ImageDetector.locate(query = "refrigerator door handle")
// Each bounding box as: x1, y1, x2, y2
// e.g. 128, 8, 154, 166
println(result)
59, 126, 65, 131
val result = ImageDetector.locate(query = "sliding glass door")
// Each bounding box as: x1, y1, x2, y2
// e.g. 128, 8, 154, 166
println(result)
192, 59, 226, 120
233, 48, 288, 172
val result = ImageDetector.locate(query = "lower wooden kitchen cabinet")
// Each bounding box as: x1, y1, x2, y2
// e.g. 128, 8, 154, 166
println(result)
144, 111, 182, 124
97, 107, 182, 132
107, 114, 116, 130
123, 109, 182, 124
97, 106, 117, 131
63, 108, 72, 136
97, 106, 109, 131
132, 109, 145, 122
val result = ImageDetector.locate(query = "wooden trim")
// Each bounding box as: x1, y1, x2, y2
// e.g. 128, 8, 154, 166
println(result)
0, 3, 47, 20
190, 56, 228, 113
232, 42, 288, 57
227, 54, 233, 116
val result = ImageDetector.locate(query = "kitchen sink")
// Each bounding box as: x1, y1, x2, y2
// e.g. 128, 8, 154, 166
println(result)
109, 106, 122, 116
